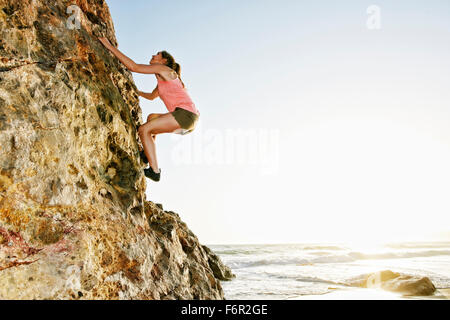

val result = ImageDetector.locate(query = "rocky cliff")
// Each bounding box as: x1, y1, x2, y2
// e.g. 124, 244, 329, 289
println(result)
0, 0, 234, 299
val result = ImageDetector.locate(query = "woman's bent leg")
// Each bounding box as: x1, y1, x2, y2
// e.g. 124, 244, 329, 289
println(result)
147, 113, 164, 141
139, 130, 159, 173
138, 112, 181, 174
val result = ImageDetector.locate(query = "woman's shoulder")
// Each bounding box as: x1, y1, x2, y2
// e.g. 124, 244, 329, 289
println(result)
156, 66, 178, 82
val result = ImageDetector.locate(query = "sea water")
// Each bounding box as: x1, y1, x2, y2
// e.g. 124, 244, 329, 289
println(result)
208, 241, 450, 300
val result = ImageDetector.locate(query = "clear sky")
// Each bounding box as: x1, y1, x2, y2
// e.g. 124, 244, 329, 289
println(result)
107, 0, 450, 245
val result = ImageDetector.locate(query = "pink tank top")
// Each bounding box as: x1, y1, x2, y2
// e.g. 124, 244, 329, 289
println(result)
157, 76, 200, 116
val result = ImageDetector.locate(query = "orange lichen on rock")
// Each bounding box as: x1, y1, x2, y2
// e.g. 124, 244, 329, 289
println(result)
0, 207, 31, 229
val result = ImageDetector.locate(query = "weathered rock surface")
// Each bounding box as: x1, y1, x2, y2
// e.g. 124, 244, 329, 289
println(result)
350, 270, 436, 296
0, 0, 233, 299
202, 245, 235, 281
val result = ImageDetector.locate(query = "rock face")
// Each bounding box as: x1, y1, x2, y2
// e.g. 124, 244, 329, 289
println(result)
352, 270, 436, 296
202, 245, 235, 281
0, 0, 233, 299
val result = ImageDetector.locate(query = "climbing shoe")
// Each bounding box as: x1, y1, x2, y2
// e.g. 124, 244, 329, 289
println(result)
140, 150, 148, 164
144, 167, 161, 182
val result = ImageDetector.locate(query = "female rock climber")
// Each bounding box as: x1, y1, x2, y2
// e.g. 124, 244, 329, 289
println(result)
98, 37, 200, 182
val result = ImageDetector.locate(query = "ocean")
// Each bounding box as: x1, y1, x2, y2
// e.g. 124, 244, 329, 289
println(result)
208, 241, 450, 300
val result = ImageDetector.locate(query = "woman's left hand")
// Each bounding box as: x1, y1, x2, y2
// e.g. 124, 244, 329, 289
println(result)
98, 37, 112, 49
97, 36, 136, 71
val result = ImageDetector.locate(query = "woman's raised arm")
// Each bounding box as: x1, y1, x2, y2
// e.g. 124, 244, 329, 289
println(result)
98, 37, 137, 71
98, 37, 165, 74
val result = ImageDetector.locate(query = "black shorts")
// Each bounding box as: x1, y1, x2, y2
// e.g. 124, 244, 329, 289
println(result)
171, 107, 199, 133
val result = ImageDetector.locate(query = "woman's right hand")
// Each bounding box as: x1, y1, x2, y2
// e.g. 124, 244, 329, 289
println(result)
98, 37, 113, 50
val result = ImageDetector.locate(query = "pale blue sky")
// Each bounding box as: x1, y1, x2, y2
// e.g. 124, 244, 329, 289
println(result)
107, 0, 450, 245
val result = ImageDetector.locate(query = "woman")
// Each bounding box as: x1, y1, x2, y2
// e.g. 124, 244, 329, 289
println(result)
98, 37, 200, 182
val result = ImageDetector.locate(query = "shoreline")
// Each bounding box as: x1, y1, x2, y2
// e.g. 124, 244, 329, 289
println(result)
289, 287, 450, 300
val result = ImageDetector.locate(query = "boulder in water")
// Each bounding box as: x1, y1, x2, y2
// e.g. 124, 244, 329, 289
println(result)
357, 270, 436, 296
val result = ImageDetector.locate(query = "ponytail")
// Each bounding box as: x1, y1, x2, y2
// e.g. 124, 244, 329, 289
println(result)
161, 51, 185, 88
173, 62, 185, 88
173, 62, 180, 74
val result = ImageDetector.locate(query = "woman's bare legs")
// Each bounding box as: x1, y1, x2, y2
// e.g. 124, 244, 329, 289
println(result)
139, 113, 162, 167
138, 112, 181, 173
147, 113, 163, 141
140, 132, 159, 172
